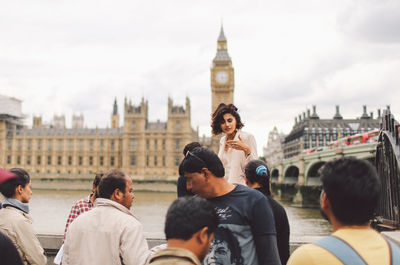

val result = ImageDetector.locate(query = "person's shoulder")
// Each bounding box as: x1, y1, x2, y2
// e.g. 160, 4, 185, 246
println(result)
0, 207, 28, 222
288, 243, 336, 265
73, 195, 91, 206
238, 130, 255, 140
268, 197, 287, 215
233, 185, 266, 200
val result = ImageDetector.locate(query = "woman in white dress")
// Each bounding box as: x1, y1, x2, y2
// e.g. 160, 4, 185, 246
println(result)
211, 103, 258, 185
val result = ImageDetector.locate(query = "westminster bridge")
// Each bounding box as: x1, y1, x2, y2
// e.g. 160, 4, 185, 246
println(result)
269, 108, 400, 228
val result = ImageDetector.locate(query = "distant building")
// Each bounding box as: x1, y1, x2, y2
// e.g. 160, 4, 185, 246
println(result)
0, 95, 197, 178
263, 126, 285, 165
283, 105, 382, 159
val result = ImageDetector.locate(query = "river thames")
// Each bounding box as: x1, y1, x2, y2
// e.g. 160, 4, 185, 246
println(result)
13, 189, 332, 242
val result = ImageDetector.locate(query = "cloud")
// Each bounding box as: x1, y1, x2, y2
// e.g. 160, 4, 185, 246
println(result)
338, 0, 400, 43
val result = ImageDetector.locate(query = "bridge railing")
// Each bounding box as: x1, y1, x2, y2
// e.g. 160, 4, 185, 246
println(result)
375, 108, 400, 229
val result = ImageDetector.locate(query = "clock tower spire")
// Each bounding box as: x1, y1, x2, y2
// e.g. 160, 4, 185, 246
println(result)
211, 25, 234, 114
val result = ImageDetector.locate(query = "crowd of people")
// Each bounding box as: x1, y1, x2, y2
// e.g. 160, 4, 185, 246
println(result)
0, 103, 399, 265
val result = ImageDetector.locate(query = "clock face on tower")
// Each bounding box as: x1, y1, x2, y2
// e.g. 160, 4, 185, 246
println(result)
216, 71, 229, 84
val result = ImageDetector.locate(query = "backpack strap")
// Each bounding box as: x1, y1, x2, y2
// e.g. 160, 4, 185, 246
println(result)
385, 238, 400, 265
314, 236, 367, 265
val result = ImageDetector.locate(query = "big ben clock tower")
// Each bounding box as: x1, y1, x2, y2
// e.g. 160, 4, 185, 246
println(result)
211, 26, 234, 114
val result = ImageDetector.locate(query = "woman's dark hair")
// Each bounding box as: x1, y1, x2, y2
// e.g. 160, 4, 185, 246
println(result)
245, 160, 271, 196
0, 168, 31, 198
211, 103, 244, 135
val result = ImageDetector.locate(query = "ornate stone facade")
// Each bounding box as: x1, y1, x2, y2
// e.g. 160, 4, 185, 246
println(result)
263, 126, 285, 166
0, 95, 197, 179
283, 105, 382, 159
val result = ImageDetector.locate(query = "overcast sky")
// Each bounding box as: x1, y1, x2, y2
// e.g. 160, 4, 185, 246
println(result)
1, 0, 399, 155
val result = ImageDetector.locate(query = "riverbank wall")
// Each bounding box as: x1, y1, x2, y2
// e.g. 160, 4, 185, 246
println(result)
31, 176, 177, 192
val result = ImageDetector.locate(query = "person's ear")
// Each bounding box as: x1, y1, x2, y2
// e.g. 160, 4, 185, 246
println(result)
320, 191, 330, 211
112, 188, 123, 201
197, 227, 211, 245
16, 185, 23, 195
202, 168, 212, 181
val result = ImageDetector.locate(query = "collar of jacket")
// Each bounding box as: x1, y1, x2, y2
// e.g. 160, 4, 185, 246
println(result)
94, 198, 138, 220
2, 198, 29, 214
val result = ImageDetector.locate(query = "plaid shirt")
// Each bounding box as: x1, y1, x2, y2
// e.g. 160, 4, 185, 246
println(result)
63, 195, 94, 241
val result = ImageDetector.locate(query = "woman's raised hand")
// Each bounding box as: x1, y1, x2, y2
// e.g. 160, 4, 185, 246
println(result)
226, 135, 251, 156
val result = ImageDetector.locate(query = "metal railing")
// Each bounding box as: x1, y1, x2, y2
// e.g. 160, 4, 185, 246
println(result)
375, 108, 400, 229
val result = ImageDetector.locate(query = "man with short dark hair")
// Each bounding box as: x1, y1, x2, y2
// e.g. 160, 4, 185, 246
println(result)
177, 142, 201, 197
288, 157, 400, 265
148, 196, 218, 265
180, 147, 281, 265
62, 169, 152, 265
63, 172, 104, 241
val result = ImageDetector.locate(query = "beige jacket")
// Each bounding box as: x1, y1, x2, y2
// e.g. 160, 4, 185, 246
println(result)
0, 206, 47, 265
218, 130, 258, 185
62, 198, 151, 265
148, 247, 201, 265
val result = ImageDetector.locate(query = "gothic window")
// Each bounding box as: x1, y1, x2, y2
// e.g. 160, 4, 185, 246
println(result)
130, 156, 136, 166
68, 156, 72, 166
37, 156, 41, 165
7, 140, 12, 151
79, 156, 83, 166
111, 140, 115, 151
58, 156, 62, 165
110, 156, 115, 166
48, 140, 52, 151
17, 156, 21, 165
79, 140, 83, 151
7, 155, 11, 164
27, 139, 32, 151
175, 139, 181, 151
17, 140, 22, 151
146, 156, 149, 167
175, 156, 180, 166
58, 140, 63, 151
162, 156, 166, 167
100, 140, 104, 151
130, 139, 138, 151
89, 140, 94, 151
146, 140, 150, 150
154, 156, 158, 166
162, 140, 166, 150
47, 155, 52, 165
27, 156, 31, 165
89, 156, 93, 166
154, 140, 158, 150
100, 156, 104, 166
68, 140, 73, 151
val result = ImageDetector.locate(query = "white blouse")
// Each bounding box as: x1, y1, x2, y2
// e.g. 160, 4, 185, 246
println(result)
218, 130, 258, 185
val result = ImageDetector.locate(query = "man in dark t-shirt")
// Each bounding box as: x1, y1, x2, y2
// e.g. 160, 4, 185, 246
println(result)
180, 147, 281, 265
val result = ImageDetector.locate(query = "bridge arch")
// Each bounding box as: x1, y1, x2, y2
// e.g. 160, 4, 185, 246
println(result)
305, 161, 325, 185
284, 166, 299, 184
271, 169, 279, 182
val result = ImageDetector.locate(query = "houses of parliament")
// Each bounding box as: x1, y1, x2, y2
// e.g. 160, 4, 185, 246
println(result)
0, 27, 235, 179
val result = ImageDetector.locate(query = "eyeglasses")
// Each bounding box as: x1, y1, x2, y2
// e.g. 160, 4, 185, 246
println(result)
185, 151, 206, 166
